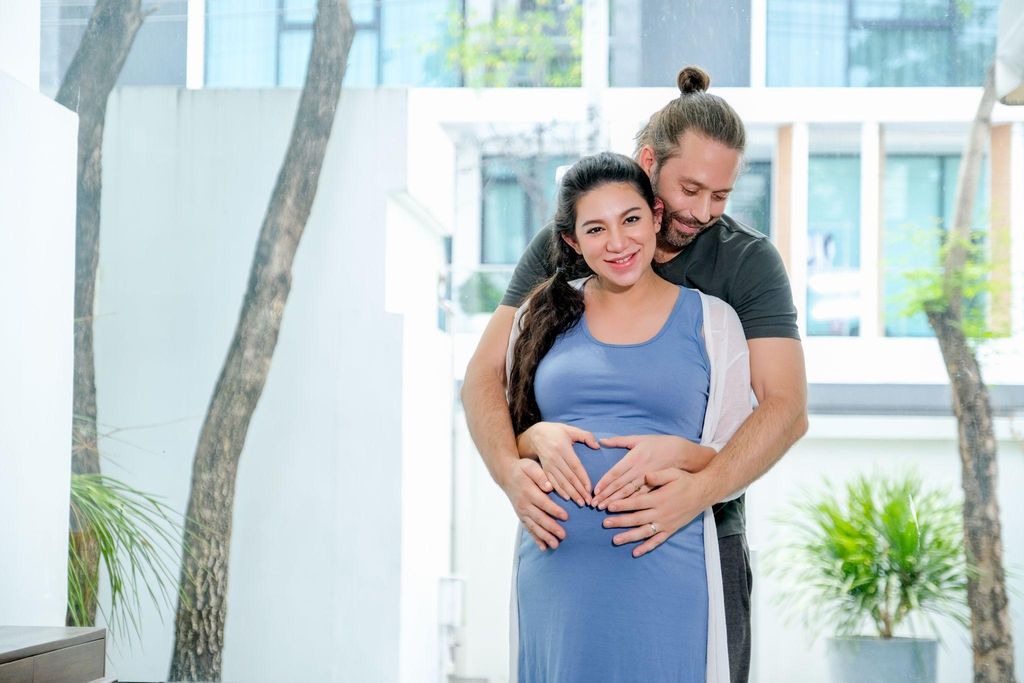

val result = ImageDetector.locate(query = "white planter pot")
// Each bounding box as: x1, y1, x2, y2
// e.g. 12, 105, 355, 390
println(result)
827, 636, 937, 683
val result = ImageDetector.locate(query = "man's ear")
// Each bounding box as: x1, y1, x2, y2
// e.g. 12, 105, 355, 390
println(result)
560, 232, 581, 254
653, 198, 664, 233
638, 146, 656, 176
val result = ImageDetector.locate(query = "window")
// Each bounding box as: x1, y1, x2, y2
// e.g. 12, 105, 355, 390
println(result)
727, 160, 772, 238
807, 154, 860, 336
610, 0, 751, 87
883, 154, 990, 336
40, 0, 187, 95
205, 0, 456, 88
481, 156, 574, 264
767, 0, 998, 87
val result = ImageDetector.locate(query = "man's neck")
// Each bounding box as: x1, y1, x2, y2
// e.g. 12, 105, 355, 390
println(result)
654, 246, 684, 264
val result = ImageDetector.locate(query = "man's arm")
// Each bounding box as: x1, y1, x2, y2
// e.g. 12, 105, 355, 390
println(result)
698, 337, 808, 498
605, 337, 808, 555
461, 305, 569, 550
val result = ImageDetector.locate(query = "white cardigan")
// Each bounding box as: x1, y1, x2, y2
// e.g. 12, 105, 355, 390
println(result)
506, 280, 753, 683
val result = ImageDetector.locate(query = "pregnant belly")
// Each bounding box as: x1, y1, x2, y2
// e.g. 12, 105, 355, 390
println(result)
522, 426, 704, 556
550, 440, 630, 546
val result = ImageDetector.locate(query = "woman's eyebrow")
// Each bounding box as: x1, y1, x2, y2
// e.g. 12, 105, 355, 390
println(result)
580, 207, 643, 227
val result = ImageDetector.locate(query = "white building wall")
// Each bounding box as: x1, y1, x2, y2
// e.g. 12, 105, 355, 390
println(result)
0, 0, 40, 90
0, 70, 76, 626
385, 192, 455, 683
95, 87, 449, 682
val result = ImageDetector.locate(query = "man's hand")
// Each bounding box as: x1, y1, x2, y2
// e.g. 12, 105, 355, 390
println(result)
499, 457, 570, 551
517, 422, 599, 506
592, 435, 715, 510
603, 468, 711, 558
463, 306, 569, 550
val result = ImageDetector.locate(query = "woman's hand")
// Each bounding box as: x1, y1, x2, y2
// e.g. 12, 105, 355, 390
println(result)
591, 435, 714, 510
517, 422, 599, 506
602, 468, 712, 557
498, 458, 569, 551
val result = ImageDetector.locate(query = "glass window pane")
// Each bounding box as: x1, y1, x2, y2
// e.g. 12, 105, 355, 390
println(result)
883, 156, 943, 337
343, 29, 380, 87
727, 161, 772, 238
767, 0, 847, 86
351, 0, 377, 25
205, 0, 278, 87
882, 154, 990, 337
611, 0, 750, 86
848, 27, 951, 86
482, 177, 528, 265
283, 0, 316, 25
767, 0, 997, 86
279, 29, 312, 86
807, 155, 860, 336
480, 155, 574, 265
380, 0, 457, 86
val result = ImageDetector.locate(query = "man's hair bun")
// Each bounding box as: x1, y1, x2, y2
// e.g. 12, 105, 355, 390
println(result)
677, 66, 711, 95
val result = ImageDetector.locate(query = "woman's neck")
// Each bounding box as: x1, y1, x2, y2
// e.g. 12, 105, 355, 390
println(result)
587, 267, 673, 308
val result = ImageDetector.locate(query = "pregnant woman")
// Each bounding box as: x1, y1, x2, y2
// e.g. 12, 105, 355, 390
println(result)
505, 152, 751, 682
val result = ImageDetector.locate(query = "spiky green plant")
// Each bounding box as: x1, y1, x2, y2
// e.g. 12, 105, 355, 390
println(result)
68, 473, 188, 641
767, 471, 970, 639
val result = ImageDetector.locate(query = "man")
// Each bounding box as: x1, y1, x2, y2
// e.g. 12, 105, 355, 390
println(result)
461, 66, 808, 682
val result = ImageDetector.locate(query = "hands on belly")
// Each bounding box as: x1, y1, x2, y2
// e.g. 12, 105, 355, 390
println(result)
517, 423, 716, 555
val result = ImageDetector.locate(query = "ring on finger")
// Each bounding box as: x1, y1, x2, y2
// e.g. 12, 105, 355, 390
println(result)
649, 522, 659, 535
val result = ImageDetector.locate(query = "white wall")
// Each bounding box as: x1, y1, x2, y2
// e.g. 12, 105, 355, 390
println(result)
0, 71, 76, 625
385, 192, 455, 683
0, 0, 40, 90
95, 87, 451, 682
452, 413, 1024, 683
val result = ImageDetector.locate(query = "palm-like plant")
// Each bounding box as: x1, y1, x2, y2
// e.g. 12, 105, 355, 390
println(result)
68, 473, 188, 641
768, 471, 970, 639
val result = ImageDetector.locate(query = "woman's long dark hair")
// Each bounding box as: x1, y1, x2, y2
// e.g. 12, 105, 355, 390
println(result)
507, 152, 656, 434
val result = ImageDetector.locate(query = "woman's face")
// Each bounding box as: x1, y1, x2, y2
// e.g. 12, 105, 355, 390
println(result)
563, 182, 662, 291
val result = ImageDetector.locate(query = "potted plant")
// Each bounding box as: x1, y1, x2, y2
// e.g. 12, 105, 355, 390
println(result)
767, 471, 970, 683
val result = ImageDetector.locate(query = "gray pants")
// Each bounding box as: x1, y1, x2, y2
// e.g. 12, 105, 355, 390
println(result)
718, 533, 752, 683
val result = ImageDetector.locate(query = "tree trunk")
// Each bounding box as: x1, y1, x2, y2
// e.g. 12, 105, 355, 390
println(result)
168, 2, 354, 680
55, 0, 149, 627
927, 310, 1015, 682
928, 67, 1017, 682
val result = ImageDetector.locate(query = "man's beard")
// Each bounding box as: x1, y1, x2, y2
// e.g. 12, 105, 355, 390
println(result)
657, 209, 714, 251
651, 166, 715, 251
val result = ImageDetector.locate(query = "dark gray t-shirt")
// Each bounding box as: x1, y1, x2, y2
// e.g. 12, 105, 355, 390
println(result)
501, 214, 799, 538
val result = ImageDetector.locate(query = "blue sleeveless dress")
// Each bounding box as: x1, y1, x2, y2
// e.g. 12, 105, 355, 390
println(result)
514, 286, 712, 682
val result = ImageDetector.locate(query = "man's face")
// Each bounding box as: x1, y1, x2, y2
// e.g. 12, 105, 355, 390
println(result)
641, 131, 741, 252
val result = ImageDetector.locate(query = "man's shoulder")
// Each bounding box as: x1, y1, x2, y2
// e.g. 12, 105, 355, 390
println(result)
706, 214, 771, 248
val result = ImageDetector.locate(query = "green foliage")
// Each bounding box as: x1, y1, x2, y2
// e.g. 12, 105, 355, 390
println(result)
895, 227, 1004, 340
68, 473, 188, 642
458, 270, 506, 315
767, 471, 970, 640
445, 0, 582, 87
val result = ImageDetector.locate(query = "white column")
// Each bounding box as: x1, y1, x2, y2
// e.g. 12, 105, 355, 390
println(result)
582, 0, 609, 152
0, 72, 77, 626
1012, 122, 1024, 337
858, 121, 882, 338
749, 0, 767, 88
186, 0, 206, 89
582, 0, 609, 90
791, 123, 809, 339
